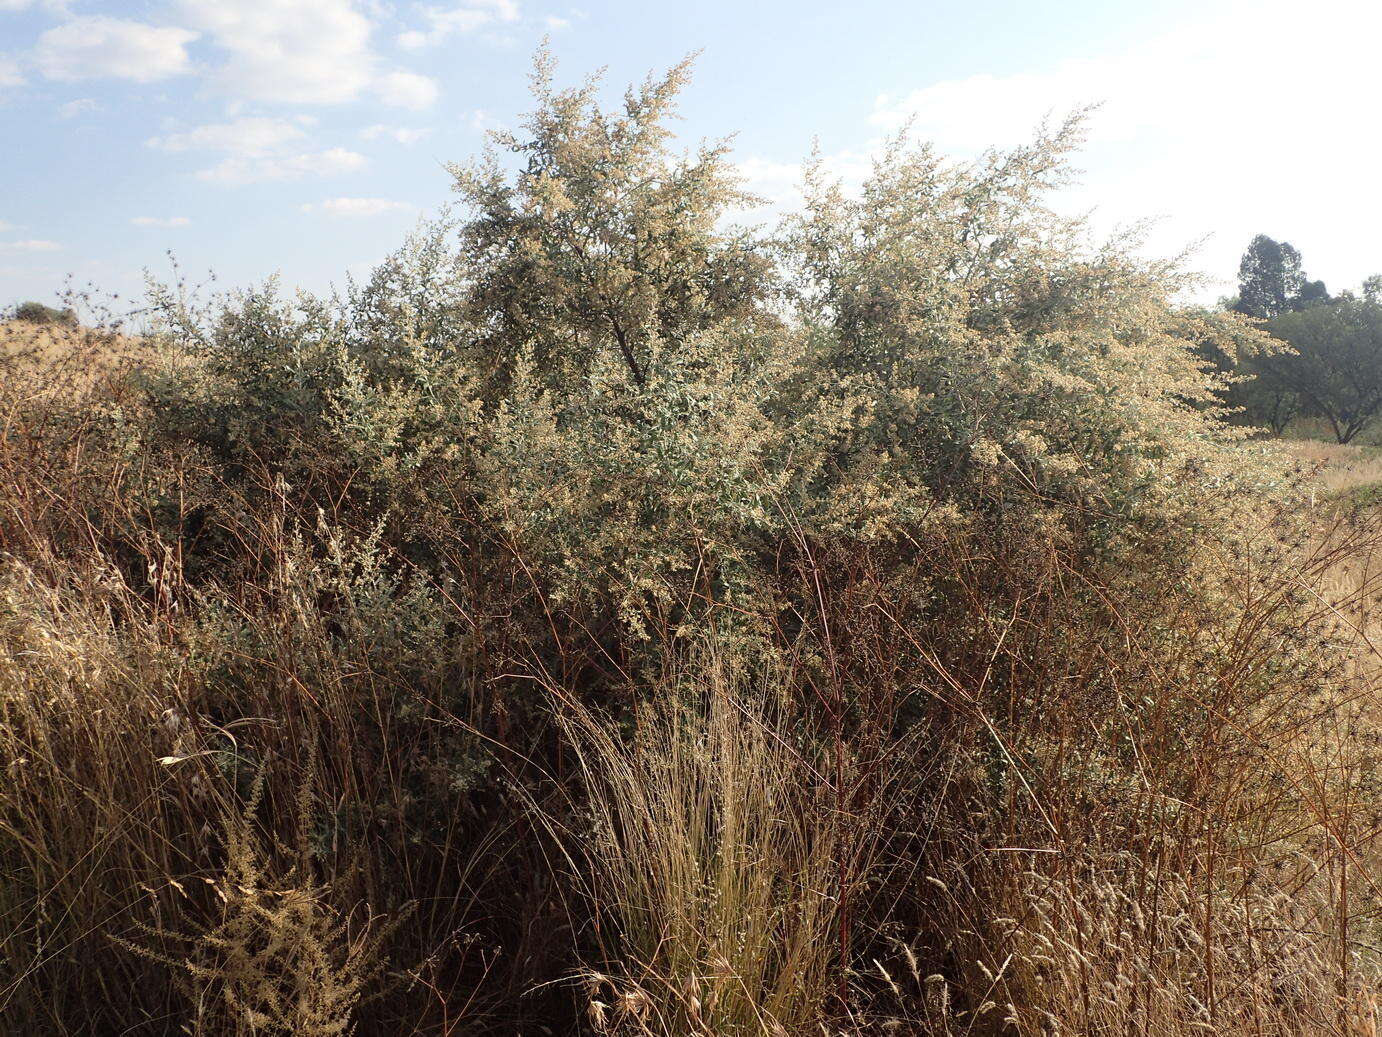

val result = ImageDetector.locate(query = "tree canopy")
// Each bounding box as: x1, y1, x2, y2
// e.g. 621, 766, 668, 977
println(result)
1234, 234, 1328, 319
1256, 295, 1382, 443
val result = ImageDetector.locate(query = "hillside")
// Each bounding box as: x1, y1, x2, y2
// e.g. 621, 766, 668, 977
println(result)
1, 317, 151, 371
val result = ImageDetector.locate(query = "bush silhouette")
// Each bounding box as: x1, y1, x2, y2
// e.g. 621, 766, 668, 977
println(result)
12, 300, 77, 326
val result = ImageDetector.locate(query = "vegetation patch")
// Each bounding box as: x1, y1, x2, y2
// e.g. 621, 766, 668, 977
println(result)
2, 55, 1381, 1036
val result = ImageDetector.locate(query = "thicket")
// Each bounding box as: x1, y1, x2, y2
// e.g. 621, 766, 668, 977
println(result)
1250, 297, 1382, 443
2, 55, 1381, 1035
10, 300, 78, 326
1217, 235, 1382, 442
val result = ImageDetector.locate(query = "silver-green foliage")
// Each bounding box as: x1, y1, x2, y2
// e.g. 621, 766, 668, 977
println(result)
144, 52, 1274, 635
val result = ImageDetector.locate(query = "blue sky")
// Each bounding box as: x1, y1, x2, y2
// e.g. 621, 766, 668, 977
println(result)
1, 0, 1378, 315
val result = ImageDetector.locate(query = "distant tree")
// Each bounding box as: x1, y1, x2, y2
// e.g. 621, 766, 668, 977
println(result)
1254, 295, 1382, 443
1234, 235, 1328, 318
1235, 236, 1303, 318
1192, 307, 1299, 435
1239, 355, 1301, 436
12, 300, 77, 326
1364, 275, 1382, 303
1296, 278, 1330, 308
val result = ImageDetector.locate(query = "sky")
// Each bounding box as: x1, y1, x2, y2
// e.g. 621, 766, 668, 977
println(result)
1, 0, 1379, 316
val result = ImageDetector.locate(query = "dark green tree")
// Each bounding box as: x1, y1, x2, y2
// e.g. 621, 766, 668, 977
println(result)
1254, 295, 1382, 443
1296, 277, 1330, 308
1234, 235, 1328, 318
11, 300, 77, 326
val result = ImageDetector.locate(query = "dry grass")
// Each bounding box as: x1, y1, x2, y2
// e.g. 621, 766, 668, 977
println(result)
0, 319, 163, 416
0, 317, 149, 367
10, 57, 1382, 1032
1281, 438, 1382, 500
4, 341, 1382, 1034
527, 506, 1382, 1036
1276, 438, 1382, 678
3, 288, 1382, 1034
866, 861, 1382, 1036
0, 511, 556, 1032
544, 653, 884, 1036
3, 455, 1382, 1034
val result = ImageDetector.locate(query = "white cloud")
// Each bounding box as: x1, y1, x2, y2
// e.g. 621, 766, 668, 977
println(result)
0, 221, 13, 231
467, 108, 506, 134
302, 196, 413, 217
198, 147, 367, 184
178, 0, 376, 104
860, 0, 1382, 297
360, 124, 432, 144
146, 116, 368, 187
176, 0, 440, 110
375, 69, 438, 110
731, 151, 871, 224
730, 0, 1382, 298
0, 0, 32, 10
0, 240, 61, 252
543, 7, 586, 32
57, 98, 99, 118
0, 58, 22, 89
148, 117, 306, 154
397, 0, 519, 48
35, 17, 197, 83
131, 216, 192, 227
732, 156, 800, 212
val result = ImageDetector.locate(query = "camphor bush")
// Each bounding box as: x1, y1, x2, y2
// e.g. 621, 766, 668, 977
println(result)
2, 50, 1381, 1034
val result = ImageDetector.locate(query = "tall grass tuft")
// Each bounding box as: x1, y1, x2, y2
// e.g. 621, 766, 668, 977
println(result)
545, 650, 892, 1035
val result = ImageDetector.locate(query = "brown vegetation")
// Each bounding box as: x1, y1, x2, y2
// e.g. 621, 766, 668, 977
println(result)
2, 56, 1382, 1035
